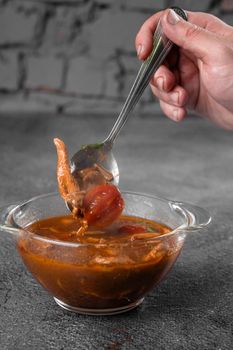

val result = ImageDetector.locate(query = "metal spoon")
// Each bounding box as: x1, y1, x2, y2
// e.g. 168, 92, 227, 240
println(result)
71, 7, 187, 184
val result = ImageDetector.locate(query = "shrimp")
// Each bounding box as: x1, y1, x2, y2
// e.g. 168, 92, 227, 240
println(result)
54, 138, 87, 233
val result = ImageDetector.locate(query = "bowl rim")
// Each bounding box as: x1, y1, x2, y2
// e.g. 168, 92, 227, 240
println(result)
5, 191, 209, 247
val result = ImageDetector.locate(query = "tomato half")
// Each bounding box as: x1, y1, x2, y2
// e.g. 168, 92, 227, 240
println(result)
83, 184, 124, 228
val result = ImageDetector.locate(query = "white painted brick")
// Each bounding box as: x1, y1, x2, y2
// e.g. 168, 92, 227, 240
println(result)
0, 52, 18, 90
40, 4, 92, 55
28, 91, 78, 112
40, 7, 74, 54
39, 0, 83, 3
40, 7, 75, 54
88, 11, 149, 58
138, 100, 162, 115
0, 92, 160, 115
26, 55, 63, 89
66, 98, 122, 114
66, 97, 161, 115
0, 3, 38, 44
124, 0, 165, 10
167, 0, 210, 12
103, 60, 120, 98
121, 72, 136, 98
121, 55, 140, 74
66, 56, 104, 95
0, 0, 232, 114
95, 0, 114, 4
0, 93, 55, 112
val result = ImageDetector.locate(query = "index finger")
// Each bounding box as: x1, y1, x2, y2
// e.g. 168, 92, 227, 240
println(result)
135, 11, 163, 60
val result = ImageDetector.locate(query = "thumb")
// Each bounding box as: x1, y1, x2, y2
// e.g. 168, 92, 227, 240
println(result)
161, 9, 223, 64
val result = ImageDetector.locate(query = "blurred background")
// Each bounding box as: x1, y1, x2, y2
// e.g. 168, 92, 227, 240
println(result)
0, 0, 233, 116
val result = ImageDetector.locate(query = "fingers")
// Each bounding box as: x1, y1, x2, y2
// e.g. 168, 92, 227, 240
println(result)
160, 9, 229, 64
136, 9, 232, 64
151, 64, 177, 92
150, 82, 188, 109
150, 66, 188, 122
135, 11, 163, 60
159, 100, 187, 122
135, 10, 212, 60
150, 64, 188, 107
186, 11, 233, 35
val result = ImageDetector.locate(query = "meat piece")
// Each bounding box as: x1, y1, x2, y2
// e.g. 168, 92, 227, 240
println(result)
93, 163, 113, 182
76, 163, 113, 192
77, 167, 106, 192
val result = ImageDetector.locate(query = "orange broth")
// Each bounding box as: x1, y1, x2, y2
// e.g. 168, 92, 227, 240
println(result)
17, 215, 182, 310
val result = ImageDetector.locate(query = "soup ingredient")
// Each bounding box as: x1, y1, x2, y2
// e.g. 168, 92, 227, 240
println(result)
54, 138, 124, 232
83, 184, 124, 228
77, 163, 113, 192
53, 138, 84, 213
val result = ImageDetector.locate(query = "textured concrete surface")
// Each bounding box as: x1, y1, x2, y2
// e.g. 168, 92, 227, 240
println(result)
0, 113, 233, 349
0, 0, 233, 113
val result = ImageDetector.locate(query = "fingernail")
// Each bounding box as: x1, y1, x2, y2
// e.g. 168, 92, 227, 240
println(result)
137, 44, 144, 57
156, 77, 164, 90
167, 9, 180, 25
173, 109, 179, 121
171, 92, 179, 104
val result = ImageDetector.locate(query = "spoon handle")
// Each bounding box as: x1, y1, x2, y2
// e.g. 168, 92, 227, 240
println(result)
105, 7, 187, 145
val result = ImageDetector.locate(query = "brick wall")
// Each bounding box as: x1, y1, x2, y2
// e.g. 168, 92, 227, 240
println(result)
0, 0, 232, 114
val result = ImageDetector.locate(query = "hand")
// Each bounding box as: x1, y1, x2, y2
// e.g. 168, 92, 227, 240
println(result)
135, 9, 233, 129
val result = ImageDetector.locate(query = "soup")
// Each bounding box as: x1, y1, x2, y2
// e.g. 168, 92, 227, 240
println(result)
17, 214, 182, 311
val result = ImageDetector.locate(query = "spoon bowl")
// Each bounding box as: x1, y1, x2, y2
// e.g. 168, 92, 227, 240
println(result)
71, 141, 119, 185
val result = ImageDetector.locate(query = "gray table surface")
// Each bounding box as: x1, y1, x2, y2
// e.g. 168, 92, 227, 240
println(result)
0, 113, 232, 350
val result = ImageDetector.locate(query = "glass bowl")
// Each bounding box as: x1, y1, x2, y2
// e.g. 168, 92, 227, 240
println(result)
0, 192, 211, 315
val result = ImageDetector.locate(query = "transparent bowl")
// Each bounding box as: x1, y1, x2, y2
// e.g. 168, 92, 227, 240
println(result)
0, 192, 211, 315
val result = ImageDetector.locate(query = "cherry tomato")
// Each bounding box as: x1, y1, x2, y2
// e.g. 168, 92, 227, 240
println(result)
83, 184, 124, 228
118, 225, 147, 235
